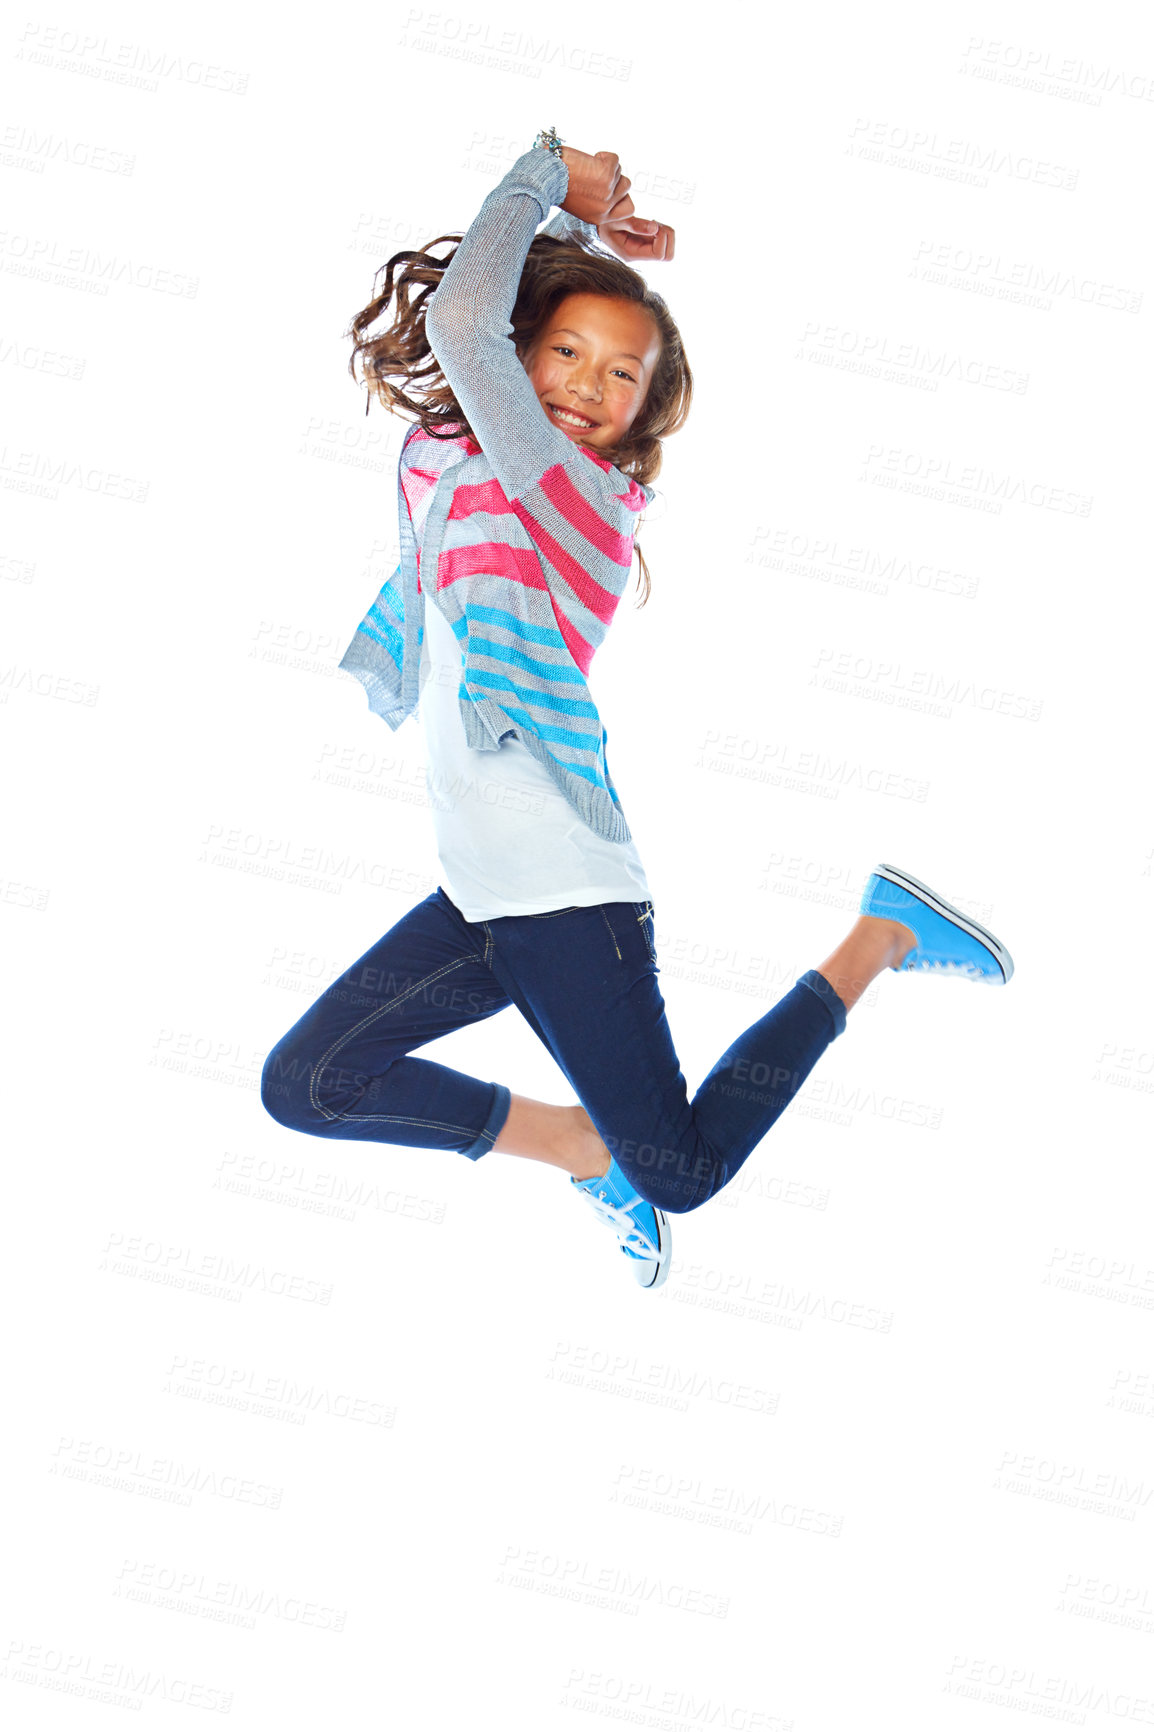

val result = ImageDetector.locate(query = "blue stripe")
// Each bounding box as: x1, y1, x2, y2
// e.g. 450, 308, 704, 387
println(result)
373, 577, 404, 616
367, 592, 402, 629
462, 603, 567, 650
455, 687, 607, 784
359, 609, 404, 671
466, 672, 601, 727
479, 696, 602, 751
467, 634, 585, 686
540, 754, 607, 789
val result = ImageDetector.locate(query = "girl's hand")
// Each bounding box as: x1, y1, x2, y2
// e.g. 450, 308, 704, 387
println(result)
558, 147, 635, 227
596, 216, 676, 263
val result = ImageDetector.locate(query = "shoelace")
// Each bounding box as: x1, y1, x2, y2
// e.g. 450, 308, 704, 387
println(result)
914, 957, 986, 978
580, 1188, 659, 1260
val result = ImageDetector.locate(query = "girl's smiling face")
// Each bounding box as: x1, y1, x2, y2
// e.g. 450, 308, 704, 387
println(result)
521, 293, 661, 453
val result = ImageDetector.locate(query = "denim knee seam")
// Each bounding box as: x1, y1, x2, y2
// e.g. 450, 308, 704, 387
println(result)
308, 953, 486, 1123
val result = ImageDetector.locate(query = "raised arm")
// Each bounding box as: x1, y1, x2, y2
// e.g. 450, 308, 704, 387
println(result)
423, 146, 625, 508
538, 205, 603, 249
542, 203, 676, 264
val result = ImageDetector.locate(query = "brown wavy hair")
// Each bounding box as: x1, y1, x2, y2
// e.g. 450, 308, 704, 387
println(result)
346, 230, 693, 606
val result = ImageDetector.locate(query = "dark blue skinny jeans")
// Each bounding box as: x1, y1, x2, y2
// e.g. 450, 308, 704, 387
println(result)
260, 888, 848, 1215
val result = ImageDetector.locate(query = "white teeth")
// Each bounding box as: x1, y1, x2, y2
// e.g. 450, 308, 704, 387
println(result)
550, 405, 595, 428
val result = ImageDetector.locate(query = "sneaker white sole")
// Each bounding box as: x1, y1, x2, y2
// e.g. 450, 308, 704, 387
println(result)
874, 861, 1014, 984
635, 1205, 672, 1289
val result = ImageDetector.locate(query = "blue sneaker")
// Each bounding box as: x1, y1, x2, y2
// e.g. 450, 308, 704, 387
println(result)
860, 862, 1014, 983
570, 1157, 671, 1289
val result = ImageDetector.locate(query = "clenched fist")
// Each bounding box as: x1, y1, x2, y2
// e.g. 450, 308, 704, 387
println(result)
557, 146, 675, 263
596, 216, 675, 264
558, 147, 635, 227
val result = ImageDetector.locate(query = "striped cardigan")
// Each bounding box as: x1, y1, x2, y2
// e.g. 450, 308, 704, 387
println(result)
337, 145, 655, 844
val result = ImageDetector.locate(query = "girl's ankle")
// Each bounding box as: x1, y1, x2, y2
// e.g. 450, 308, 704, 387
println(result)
569, 1107, 612, 1182
859, 914, 916, 969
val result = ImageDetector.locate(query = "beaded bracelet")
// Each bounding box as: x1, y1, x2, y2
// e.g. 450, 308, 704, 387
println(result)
533, 126, 563, 157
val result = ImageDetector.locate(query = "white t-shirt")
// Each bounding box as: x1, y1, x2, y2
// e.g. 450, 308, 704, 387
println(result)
404, 436, 650, 921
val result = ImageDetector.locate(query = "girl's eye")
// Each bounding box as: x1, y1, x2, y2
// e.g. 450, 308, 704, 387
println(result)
552, 347, 635, 384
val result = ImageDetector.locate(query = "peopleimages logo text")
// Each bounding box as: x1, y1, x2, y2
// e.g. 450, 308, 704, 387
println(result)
397, 11, 631, 79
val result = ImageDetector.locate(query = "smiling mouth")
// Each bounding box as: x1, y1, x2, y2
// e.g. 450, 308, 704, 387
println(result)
545, 401, 600, 430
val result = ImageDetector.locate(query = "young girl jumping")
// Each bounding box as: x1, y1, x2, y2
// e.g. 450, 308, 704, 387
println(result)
260, 128, 1014, 1290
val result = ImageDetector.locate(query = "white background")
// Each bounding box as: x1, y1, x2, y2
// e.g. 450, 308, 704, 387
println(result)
3, 1, 1152, 1726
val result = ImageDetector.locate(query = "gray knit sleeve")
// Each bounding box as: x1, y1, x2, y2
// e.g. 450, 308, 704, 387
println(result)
538, 206, 604, 249
423, 148, 626, 509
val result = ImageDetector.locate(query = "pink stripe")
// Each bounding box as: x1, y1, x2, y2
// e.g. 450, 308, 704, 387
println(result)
437, 541, 550, 595
576, 446, 649, 513
436, 540, 595, 674
407, 426, 441, 452
550, 608, 594, 677
509, 500, 621, 626
448, 478, 515, 521
538, 463, 633, 564
409, 423, 481, 456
